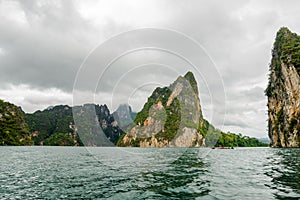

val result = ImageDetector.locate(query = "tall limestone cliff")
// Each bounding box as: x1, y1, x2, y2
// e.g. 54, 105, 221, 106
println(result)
0, 99, 33, 145
117, 71, 207, 147
266, 27, 300, 147
73, 104, 124, 146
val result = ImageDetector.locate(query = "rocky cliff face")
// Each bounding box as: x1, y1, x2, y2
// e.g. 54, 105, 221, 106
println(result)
0, 99, 33, 145
26, 104, 123, 146
117, 72, 205, 147
96, 104, 124, 145
266, 27, 300, 148
113, 104, 137, 131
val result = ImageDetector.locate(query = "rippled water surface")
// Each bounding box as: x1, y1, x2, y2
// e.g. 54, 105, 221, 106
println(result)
0, 147, 299, 199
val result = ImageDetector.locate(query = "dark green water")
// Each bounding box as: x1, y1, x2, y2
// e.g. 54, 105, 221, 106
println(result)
0, 147, 299, 199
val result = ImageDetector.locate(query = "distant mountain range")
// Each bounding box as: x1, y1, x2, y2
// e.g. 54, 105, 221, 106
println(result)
24, 104, 136, 146
258, 138, 270, 144
2, 27, 300, 148
0, 97, 267, 147
0, 70, 269, 147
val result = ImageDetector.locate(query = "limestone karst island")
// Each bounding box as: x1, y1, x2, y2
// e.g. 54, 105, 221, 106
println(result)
266, 27, 300, 148
2, 1, 300, 199
0, 28, 299, 148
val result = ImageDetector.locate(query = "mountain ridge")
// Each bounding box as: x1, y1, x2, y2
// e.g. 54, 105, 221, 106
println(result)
25, 103, 124, 146
0, 98, 266, 147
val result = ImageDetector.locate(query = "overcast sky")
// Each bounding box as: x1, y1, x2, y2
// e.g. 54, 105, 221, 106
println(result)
1, 0, 300, 138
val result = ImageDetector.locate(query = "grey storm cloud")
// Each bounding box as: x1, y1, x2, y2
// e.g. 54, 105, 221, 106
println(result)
224, 118, 250, 129
0, 0, 106, 91
1, 0, 300, 138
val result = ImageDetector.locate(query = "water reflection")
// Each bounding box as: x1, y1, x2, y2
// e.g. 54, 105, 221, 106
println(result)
139, 149, 210, 199
264, 148, 300, 199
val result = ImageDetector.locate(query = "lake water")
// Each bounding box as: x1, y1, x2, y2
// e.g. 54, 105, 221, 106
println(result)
0, 147, 299, 199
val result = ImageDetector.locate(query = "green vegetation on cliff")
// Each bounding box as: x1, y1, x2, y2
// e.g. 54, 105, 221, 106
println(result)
25, 105, 80, 145
119, 71, 266, 147
266, 27, 300, 148
183, 71, 198, 94
44, 132, 77, 146
132, 85, 182, 142
123, 71, 201, 146
274, 27, 300, 74
266, 27, 300, 97
0, 99, 33, 145
25, 104, 123, 146
134, 87, 172, 125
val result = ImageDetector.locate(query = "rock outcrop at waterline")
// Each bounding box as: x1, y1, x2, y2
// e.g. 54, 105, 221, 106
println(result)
117, 72, 206, 147
266, 27, 300, 147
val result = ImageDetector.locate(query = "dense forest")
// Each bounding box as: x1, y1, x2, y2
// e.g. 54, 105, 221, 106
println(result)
0, 99, 33, 145
25, 105, 81, 146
